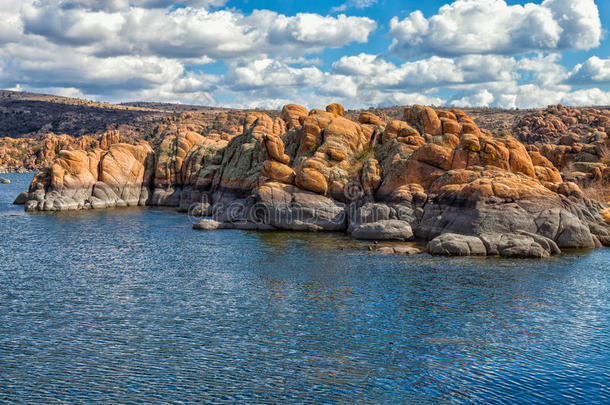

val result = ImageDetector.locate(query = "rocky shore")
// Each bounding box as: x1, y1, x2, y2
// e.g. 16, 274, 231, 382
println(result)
17, 103, 610, 258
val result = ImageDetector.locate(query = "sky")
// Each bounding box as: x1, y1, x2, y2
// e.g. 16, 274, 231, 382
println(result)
0, 0, 608, 109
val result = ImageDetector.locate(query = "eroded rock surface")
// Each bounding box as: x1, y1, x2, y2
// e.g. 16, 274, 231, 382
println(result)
23, 103, 610, 257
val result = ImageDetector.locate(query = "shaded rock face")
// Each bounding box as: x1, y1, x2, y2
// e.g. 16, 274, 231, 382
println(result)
24, 103, 610, 257
13, 191, 28, 204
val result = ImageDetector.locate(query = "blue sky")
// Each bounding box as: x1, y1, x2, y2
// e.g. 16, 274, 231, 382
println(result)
0, 0, 608, 109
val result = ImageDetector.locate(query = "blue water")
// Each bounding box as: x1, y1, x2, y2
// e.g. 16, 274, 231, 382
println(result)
0, 173, 609, 404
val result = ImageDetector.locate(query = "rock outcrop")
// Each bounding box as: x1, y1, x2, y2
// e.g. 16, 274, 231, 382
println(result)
25, 142, 154, 211
515, 105, 610, 202
0, 131, 123, 172
22, 103, 610, 257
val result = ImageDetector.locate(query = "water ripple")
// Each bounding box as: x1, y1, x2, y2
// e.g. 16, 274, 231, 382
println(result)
0, 174, 609, 403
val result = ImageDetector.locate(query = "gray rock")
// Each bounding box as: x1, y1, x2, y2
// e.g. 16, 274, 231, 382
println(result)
13, 191, 28, 205
233, 222, 276, 231
254, 183, 347, 231
374, 247, 396, 254
373, 246, 420, 255
150, 187, 181, 207
534, 208, 597, 249
347, 202, 416, 233
351, 220, 413, 241
393, 246, 422, 256
554, 211, 597, 249
479, 233, 557, 258
25, 200, 39, 212
189, 202, 212, 217
427, 233, 487, 256
193, 219, 233, 231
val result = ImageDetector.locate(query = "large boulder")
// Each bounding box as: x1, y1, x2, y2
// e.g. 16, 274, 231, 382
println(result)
25, 143, 154, 211
351, 220, 413, 241
193, 219, 232, 231
13, 191, 28, 205
427, 234, 487, 256
404, 105, 442, 136
326, 103, 345, 117
281, 104, 308, 129
251, 182, 347, 231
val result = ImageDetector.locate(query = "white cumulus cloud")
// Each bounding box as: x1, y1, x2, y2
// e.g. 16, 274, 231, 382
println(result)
568, 57, 610, 85
21, 4, 377, 60
389, 0, 602, 58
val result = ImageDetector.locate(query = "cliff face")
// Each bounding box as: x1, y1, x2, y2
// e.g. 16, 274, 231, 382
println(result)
21, 104, 610, 258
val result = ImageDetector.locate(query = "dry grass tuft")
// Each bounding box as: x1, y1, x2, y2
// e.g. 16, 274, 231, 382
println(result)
602, 207, 610, 224
583, 186, 610, 202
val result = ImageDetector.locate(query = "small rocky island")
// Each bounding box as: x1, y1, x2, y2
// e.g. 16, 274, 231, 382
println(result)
15, 103, 610, 258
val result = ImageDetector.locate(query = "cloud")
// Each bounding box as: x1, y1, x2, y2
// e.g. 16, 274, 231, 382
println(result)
331, 0, 378, 13
560, 88, 610, 106
0, 2, 25, 45
0, 33, 217, 102
223, 59, 323, 94
332, 53, 517, 90
328, 52, 607, 109
451, 90, 495, 108
447, 82, 610, 109
218, 57, 444, 109
2, 0, 376, 106
389, 0, 602, 58
516, 53, 568, 87
568, 57, 610, 85
1, 0, 608, 110
21, 4, 377, 60
58, 0, 229, 12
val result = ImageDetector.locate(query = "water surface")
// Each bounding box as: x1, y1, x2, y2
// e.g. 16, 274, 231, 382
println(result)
0, 173, 608, 403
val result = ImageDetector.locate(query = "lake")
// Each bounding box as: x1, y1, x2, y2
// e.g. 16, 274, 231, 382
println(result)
0, 173, 608, 403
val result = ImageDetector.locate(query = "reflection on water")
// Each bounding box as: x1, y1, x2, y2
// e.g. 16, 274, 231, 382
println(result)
0, 174, 609, 403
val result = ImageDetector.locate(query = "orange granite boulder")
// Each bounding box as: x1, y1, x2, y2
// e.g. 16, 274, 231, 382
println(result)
326, 103, 345, 117
280, 104, 308, 129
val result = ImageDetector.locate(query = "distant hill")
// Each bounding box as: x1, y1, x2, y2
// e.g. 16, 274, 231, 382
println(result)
0, 90, 233, 139
2, 89, 608, 140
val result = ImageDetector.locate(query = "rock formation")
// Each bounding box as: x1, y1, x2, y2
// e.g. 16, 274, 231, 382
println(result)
0, 131, 123, 172
21, 104, 610, 258
25, 142, 154, 211
515, 105, 610, 202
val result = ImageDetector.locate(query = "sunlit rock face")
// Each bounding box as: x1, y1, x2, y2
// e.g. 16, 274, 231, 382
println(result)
24, 104, 610, 257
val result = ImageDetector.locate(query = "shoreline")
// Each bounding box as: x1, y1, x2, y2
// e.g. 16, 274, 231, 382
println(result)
13, 104, 610, 258
7, 184, 608, 259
